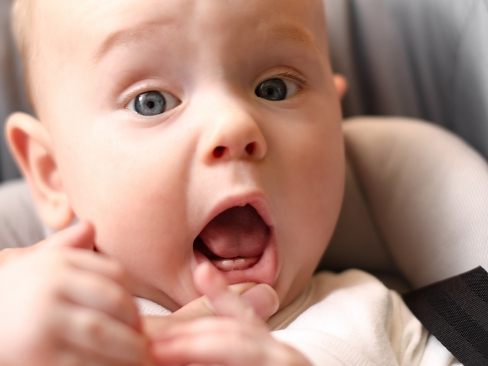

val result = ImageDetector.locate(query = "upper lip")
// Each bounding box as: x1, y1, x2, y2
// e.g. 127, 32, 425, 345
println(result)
195, 190, 274, 241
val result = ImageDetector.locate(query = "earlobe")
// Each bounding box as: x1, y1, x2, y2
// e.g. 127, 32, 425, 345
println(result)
333, 74, 348, 100
5, 112, 74, 230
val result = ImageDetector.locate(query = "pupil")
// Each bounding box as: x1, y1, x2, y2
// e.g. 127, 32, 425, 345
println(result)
135, 91, 166, 116
255, 78, 287, 101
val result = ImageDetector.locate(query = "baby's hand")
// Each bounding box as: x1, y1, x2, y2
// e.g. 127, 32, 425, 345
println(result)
0, 221, 149, 366
151, 263, 311, 366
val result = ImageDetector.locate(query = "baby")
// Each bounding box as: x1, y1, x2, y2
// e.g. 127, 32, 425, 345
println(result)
1, 0, 457, 365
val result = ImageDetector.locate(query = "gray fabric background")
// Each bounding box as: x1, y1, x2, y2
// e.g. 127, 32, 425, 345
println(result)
0, 0, 30, 181
326, 0, 488, 159
1, 0, 488, 181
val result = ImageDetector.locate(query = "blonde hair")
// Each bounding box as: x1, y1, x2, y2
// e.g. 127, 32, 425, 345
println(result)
11, 0, 31, 60
11, 0, 36, 108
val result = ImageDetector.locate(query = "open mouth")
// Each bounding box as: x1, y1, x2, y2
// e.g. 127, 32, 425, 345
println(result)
193, 204, 276, 284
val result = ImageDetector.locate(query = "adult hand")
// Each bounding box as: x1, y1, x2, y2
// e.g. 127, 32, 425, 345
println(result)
150, 263, 310, 366
143, 263, 279, 336
0, 221, 149, 366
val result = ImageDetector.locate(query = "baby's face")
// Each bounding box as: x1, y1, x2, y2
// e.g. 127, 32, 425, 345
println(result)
33, 0, 344, 310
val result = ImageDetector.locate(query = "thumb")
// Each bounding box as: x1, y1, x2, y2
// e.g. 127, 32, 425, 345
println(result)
194, 262, 279, 322
0, 221, 96, 265
39, 220, 96, 251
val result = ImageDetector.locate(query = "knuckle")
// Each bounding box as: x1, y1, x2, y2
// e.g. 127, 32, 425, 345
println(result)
79, 312, 106, 340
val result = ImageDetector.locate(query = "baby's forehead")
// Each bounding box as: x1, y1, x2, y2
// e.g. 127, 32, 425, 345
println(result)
39, 1, 326, 58
41, 0, 326, 33
15, 0, 328, 104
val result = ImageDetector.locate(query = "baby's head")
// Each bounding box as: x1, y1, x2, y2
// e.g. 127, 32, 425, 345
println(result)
7, 0, 345, 310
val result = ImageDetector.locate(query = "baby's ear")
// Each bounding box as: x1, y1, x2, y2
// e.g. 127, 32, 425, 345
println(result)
333, 74, 348, 100
5, 112, 74, 230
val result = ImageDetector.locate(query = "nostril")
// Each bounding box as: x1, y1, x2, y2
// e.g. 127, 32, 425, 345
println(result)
213, 146, 226, 158
212, 142, 258, 159
245, 142, 256, 155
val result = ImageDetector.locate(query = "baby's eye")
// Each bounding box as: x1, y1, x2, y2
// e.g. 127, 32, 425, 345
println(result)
127, 91, 180, 116
255, 77, 299, 101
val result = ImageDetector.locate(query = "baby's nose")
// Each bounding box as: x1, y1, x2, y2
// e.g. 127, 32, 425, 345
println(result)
203, 104, 267, 163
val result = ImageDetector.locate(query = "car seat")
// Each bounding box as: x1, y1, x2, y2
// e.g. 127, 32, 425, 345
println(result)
0, 0, 487, 292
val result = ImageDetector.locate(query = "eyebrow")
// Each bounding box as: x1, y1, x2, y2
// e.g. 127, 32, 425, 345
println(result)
94, 21, 323, 62
259, 23, 324, 55
94, 21, 173, 62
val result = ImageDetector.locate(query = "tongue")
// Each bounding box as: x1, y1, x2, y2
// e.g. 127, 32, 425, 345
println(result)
199, 205, 270, 261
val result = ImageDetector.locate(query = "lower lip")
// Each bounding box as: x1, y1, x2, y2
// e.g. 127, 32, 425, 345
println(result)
193, 235, 278, 286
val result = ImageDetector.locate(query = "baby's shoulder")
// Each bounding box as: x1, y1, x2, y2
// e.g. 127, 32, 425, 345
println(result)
273, 270, 429, 365
309, 269, 395, 305
272, 269, 407, 331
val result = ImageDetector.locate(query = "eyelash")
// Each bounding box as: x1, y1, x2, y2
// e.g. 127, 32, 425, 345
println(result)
273, 71, 306, 86
122, 71, 306, 111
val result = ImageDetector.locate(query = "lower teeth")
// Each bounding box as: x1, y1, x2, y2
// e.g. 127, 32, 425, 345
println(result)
212, 256, 259, 271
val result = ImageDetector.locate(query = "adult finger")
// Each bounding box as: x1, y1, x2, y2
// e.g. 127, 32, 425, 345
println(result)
145, 264, 278, 339
64, 251, 143, 332
56, 350, 116, 366
39, 220, 96, 251
64, 250, 130, 288
239, 283, 279, 320
0, 221, 95, 266
56, 347, 147, 366
57, 303, 149, 366
193, 262, 278, 322
152, 317, 269, 366
170, 281, 278, 320
60, 269, 140, 330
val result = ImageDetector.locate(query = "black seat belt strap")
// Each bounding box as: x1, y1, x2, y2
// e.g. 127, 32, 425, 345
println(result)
404, 266, 488, 366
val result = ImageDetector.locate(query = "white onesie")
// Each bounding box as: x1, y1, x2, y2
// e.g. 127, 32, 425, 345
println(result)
138, 269, 459, 365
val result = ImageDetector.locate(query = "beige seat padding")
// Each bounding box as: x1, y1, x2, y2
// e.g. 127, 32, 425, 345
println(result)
325, 117, 488, 288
